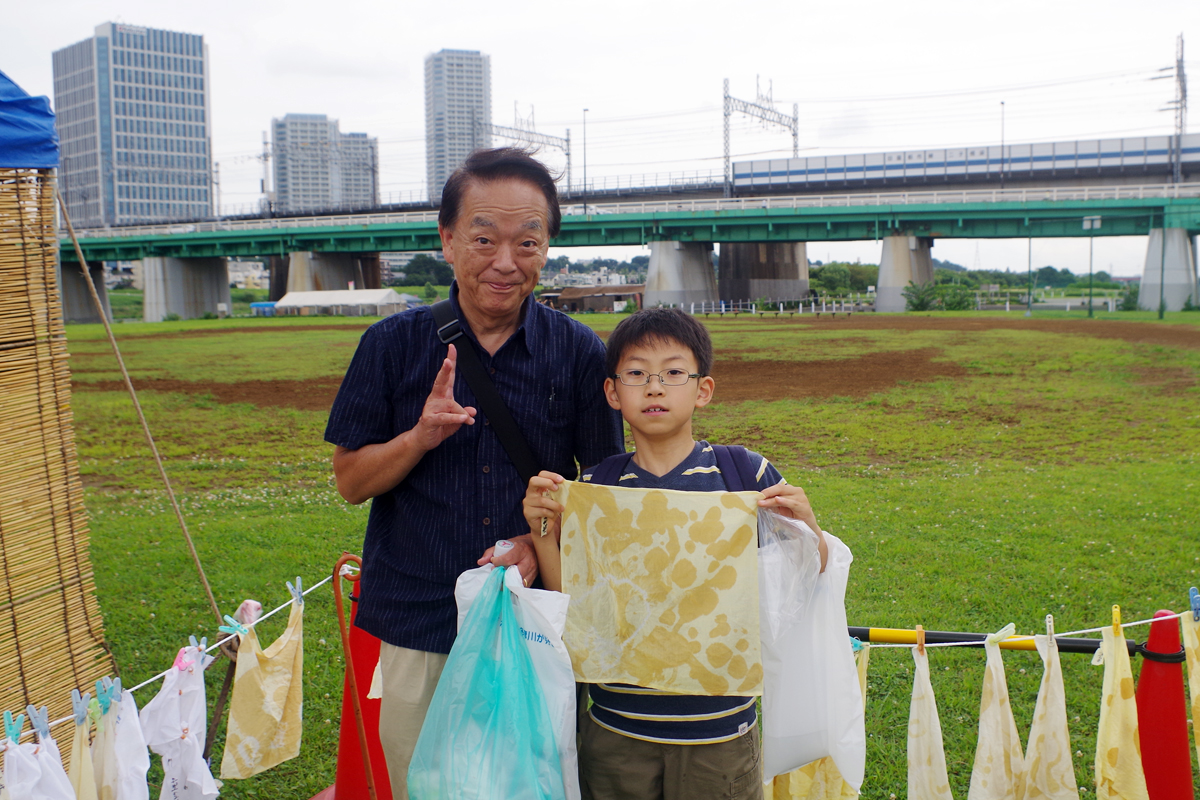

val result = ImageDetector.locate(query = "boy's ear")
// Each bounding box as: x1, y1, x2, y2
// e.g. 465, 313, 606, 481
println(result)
694, 375, 715, 409
604, 377, 622, 410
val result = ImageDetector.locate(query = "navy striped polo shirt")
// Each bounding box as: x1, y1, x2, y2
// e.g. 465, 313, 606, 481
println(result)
325, 287, 623, 654
582, 441, 784, 744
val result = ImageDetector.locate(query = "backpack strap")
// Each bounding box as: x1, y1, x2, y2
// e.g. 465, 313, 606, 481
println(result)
429, 299, 540, 484
711, 445, 758, 492
588, 452, 636, 486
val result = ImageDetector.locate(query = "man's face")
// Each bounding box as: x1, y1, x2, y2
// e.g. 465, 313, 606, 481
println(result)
439, 178, 550, 327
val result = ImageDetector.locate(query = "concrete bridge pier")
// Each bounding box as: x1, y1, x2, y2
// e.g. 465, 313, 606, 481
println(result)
876, 235, 935, 313
1139, 229, 1198, 312
57, 261, 111, 323
142, 257, 232, 321
643, 241, 718, 307
718, 242, 809, 303
286, 252, 382, 293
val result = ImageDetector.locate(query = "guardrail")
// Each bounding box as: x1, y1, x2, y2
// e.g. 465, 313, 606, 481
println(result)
72, 181, 1200, 241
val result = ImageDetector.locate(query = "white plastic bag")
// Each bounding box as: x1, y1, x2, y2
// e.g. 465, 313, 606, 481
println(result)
758, 514, 864, 790
456, 564, 580, 800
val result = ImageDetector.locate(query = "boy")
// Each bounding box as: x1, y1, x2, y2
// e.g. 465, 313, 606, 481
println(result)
523, 307, 827, 800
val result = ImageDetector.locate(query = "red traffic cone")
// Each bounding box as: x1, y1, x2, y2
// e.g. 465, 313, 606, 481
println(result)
1135, 610, 1192, 800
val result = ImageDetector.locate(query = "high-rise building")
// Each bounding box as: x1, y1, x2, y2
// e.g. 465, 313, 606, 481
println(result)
271, 113, 378, 213
425, 49, 491, 201
53, 22, 213, 228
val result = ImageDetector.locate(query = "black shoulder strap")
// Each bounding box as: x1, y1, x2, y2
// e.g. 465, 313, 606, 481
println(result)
430, 299, 540, 484
712, 445, 757, 492
589, 452, 636, 486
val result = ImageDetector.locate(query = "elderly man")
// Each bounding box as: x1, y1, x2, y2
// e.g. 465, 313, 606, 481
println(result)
325, 147, 623, 795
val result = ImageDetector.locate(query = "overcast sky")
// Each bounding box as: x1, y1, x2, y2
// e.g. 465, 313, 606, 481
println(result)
7, 0, 1197, 276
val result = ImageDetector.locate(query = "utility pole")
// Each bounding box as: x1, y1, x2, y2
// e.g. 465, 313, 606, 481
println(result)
583, 108, 589, 207
1000, 101, 1006, 190
260, 131, 272, 218
1088, 235, 1094, 318
1171, 34, 1187, 184
213, 161, 221, 217
1026, 238, 1033, 316
723, 77, 799, 198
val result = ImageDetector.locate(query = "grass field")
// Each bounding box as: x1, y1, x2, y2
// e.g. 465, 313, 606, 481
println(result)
63, 309, 1200, 798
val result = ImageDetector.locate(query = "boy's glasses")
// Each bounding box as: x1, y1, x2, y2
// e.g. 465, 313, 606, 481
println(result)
613, 369, 702, 386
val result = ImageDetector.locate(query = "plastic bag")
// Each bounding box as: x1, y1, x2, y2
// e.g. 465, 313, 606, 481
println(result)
759, 515, 864, 790
455, 564, 579, 800
408, 566, 565, 800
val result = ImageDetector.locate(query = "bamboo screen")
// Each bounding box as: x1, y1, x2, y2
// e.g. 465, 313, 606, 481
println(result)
0, 168, 114, 728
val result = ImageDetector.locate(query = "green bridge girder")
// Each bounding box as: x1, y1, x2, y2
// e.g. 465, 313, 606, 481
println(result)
60, 195, 1200, 263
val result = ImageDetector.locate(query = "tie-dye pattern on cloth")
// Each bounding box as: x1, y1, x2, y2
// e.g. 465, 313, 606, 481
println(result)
558, 480, 763, 696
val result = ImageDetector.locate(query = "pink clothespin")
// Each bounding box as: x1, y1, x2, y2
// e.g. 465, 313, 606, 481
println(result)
172, 647, 195, 672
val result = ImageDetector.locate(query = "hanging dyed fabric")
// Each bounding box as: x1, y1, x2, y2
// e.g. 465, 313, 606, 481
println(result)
967, 624, 1027, 800
558, 480, 762, 695
70, 704, 99, 800
1182, 605, 1200, 769
140, 644, 219, 800
769, 644, 869, 800
908, 644, 954, 800
1024, 618, 1079, 800
220, 600, 304, 779
1092, 608, 1148, 800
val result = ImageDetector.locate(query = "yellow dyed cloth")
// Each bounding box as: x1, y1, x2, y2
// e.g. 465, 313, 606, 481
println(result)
219, 601, 304, 779
1183, 612, 1200, 770
559, 480, 763, 696
1093, 626, 1148, 800
769, 645, 869, 800
69, 718, 99, 800
1025, 633, 1079, 800
908, 647, 954, 800
967, 635, 1027, 800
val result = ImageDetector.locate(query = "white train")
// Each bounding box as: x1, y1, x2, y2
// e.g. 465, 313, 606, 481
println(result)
733, 133, 1200, 192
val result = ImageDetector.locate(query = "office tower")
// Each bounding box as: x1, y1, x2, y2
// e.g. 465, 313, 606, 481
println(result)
271, 114, 379, 213
425, 49, 491, 201
53, 22, 213, 228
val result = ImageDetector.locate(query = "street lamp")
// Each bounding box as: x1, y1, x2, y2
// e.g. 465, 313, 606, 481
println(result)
582, 108, 589, 207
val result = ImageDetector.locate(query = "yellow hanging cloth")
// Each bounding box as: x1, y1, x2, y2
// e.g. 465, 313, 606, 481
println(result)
1025, 618, 1079, 800
908, 643, 954, 800
967, 624, 1027, 800
68, 716, 99, 800
1092, 607, 1148, 800
219, 601, 304, 779
558, 480, 762, 696
1182, 607, 1200, 770
769, 645, 869, 800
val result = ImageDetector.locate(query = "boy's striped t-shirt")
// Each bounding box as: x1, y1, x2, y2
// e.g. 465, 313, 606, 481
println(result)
580, 440, 784, 744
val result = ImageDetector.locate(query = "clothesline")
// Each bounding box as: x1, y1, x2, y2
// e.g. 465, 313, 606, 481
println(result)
22, 569, 343, 743
864, 609, 1188, 649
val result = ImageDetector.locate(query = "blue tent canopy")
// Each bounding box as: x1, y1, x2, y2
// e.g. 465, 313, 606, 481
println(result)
0, 69, 59, 168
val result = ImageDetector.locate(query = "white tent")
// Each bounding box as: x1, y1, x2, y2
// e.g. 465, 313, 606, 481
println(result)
274, 288, 419, 317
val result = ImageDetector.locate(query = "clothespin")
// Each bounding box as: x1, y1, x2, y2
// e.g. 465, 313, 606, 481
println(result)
172, 647, 195, 672
3, 710, 25, 743
87, 697, 102, 727
95, 677, 114, 715
1045, 614, 1055, 639
1190, 587, 1199, 622
219, 614, 249, 637
986, 622, 1016, 646
1112, 604, 1122, 635
849, 637, 864, 653
915, 624, 926, 655
287, 576, 304, 606
25, 705, 51, 743
189, 634, 208, 651
71, 690, 91, 727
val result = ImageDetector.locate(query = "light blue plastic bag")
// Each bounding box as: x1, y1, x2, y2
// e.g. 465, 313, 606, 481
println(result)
408, 566, 565, 800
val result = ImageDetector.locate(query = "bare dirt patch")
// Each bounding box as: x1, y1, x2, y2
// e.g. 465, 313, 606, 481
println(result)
711, 348, 966, 403
1129, 366, 1198, 395
73, 378, 344, 412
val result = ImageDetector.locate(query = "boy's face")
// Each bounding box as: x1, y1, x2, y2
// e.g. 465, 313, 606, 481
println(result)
604, 338, 715, 440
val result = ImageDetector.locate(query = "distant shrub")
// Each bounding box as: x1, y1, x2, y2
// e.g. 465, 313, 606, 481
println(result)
163, 312, 182, 321
939, 285, 975, 311
1119, 285, 1139, 311
902, 281, 939, 311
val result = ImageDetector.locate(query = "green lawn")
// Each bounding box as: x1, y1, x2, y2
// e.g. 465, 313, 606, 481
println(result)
63, 310, 1200, 798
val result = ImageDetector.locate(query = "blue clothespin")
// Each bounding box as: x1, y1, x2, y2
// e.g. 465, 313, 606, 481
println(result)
25, 705, 51, 743
287, 576, 304, 606
219, 614, 249, 637
3, 710, 25, 743
189, 634, 208, 651
95, 678, 113, 715
71, 690, 91, 727
849, 636, 864, 653
1190, 586, 1199, 622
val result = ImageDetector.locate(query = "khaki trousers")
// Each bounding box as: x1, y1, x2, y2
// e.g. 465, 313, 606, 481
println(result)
579, 712, 763, 800
377, 643, 448, 800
